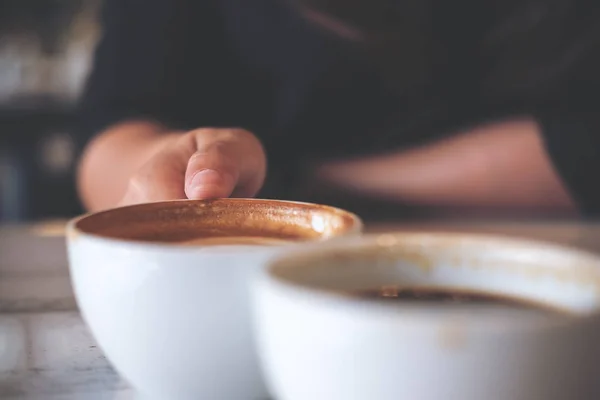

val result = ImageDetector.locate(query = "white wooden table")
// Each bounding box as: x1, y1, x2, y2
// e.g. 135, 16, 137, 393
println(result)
2, 219, 600, 399
0, 222, 132, 399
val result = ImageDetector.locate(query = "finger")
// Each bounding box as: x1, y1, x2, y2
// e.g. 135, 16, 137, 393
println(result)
185, 129, 267, 199
184, 142, 240, 199
120, 143, 190, 206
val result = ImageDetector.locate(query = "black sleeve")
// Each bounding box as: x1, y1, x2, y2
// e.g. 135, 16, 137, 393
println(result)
76, 0, 267, 152
535, 39, 600, 216
538, 110, 600, 216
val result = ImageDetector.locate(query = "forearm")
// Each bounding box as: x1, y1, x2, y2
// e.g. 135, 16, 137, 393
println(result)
316, 119, 576, 212
77, 121, 180, 211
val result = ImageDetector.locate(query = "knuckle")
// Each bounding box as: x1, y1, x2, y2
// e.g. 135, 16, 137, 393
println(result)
187, 151, 211, 165
126, 173, 148, 197
191, 127, 252, 146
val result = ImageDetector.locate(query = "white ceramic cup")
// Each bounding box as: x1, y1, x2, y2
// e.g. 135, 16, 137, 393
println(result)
254, 232, 600, 400
66, 199, 361, 400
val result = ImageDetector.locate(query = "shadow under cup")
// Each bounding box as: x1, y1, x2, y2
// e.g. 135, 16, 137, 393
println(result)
256, 233, 600, 400
66, 199, 361, 400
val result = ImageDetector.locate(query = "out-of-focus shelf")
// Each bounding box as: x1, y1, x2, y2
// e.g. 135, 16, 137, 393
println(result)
0, 95, 74, 112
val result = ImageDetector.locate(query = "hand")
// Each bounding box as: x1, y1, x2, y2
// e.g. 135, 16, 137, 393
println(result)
119, 128, 266, 206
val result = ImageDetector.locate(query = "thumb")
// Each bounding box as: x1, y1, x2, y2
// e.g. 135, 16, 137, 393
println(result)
184, 129, 266, 199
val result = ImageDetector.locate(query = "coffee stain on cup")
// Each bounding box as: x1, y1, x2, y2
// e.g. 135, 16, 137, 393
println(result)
373, 235, 436, 272
438, 318, 468, 350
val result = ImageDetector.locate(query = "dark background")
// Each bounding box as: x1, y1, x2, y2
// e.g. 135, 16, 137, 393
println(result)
0, 0, 581, 224
0, 0, 99, 222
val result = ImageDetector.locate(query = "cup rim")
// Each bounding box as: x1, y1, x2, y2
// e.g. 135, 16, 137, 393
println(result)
66, 198, 363, 249
262, 231, 600, 326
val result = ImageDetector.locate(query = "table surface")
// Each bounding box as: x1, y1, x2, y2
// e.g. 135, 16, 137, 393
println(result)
2, 219, 600, 399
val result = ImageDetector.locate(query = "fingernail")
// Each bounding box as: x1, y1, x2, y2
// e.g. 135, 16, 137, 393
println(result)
186, 169, 232, 199
190, 169, 223, 186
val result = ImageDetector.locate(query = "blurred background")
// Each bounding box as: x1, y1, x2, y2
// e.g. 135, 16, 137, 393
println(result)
0, 0, 100, 222
0, 0, 583, 224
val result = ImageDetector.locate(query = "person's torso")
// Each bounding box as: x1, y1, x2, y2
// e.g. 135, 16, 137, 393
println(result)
191, 0, 600, 161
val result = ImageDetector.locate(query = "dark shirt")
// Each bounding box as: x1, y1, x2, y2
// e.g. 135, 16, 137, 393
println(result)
78, 0, 600, 214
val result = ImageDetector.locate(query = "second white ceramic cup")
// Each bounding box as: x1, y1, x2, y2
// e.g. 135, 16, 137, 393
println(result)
254, 233, 600, 400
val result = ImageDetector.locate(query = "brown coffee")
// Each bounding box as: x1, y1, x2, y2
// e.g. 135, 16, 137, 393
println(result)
181, 236, 294, 246
351, 286, 559, 311
72, 199, 361, 243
